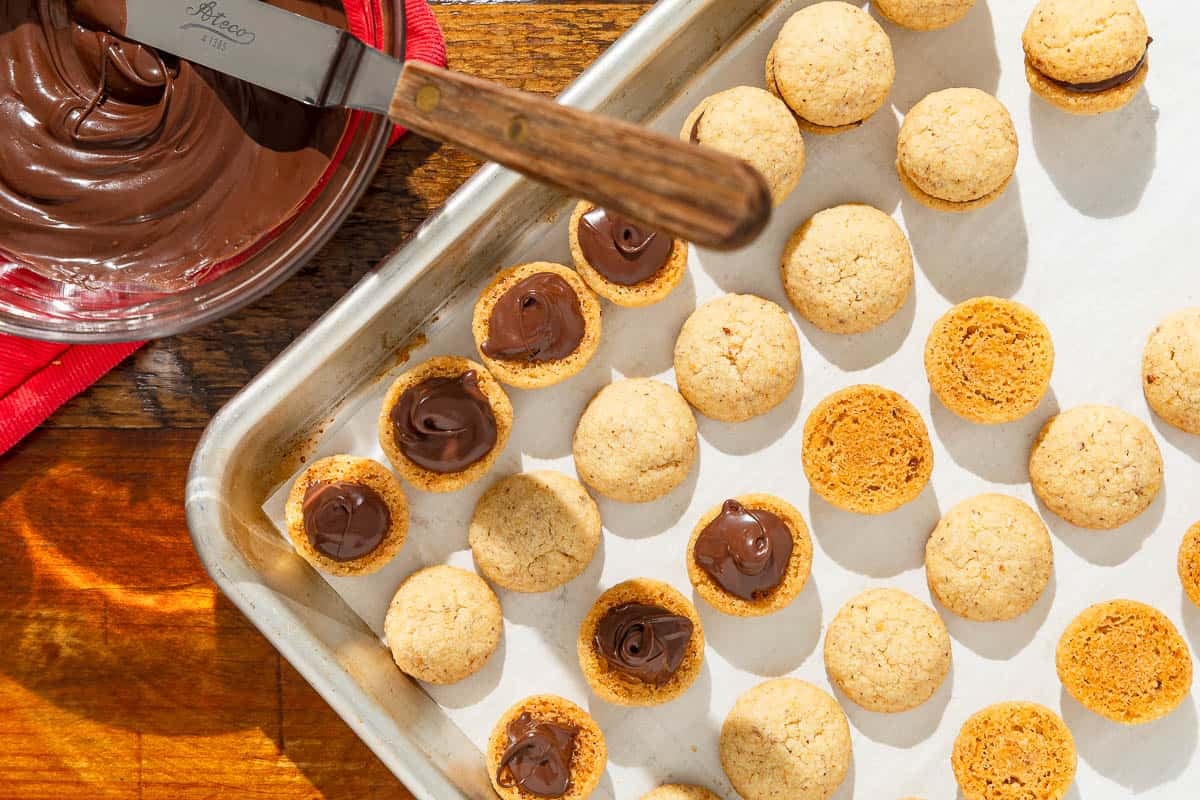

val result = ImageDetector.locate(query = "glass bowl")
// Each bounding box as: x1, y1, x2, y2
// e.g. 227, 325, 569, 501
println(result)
0, 0, 404, 344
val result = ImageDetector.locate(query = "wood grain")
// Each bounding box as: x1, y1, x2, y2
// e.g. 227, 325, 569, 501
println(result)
0, 3, 649, 798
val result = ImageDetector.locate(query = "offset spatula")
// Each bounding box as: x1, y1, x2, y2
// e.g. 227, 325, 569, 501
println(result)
71, 0, 772, 249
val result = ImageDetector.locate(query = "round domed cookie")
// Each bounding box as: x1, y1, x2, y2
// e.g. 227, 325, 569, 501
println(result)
874, 0, 976, 31
720, 678, 851, 800
1029, 404, 1163, 530
926, 494, 1053, 622
469, 470, 602, 593
578, 578, 704, 706
681, 86, 806, 206
1023, 0, 1150, 115
781, 204, 914, 335
925, 297, 1055, 424
824, 588, 952, 712
572, 378, 698, 503
384, 565, 503, 685
641, 785, 720, 800
487, 694, 606, 800
952, 702, 1077, 800
673, 294, 801, 423
1057, 599, 1192, 724
284, 455, 408, 577
568, 201, 689, 308
378, 356, 513, 493
803, 384, 934, 515
472, 262, 602, 389
897, 88, 1018, 213
766, 1, 895, 134
1180, 522, 1200, 609
686, 493, 813, 617
1143, 307, 1200, 435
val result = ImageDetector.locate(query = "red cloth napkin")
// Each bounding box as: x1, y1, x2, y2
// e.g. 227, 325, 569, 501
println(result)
0, 0, 446, 456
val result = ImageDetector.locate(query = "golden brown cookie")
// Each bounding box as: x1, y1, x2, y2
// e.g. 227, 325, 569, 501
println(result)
1023, 0, 1150, 115
469, 470, 602, 593
1143, 307, 1200, 435
897, 88, 1018, 213
640, 785, 720, 800
577, 578, 704, 706
926, 494, 1053, 622
682, 86, 806, 206
952, 701, 1077, 800
874, 0, 975, 30
673, 294, 802, 422
803, 384, 934, 514
824, 588, 952, 712
284, 455, 408, 577
1029, 405, 1163, 530
720, 678, 851, 800
925, 297, 1055, 424
378, 356, 513, 493
686, 493, 813, 617
1181, 522, 1200, 609
383, 565, 503, 685
486, 694, 607, 800
572, 378, 698, 503
766, 1, 895, 134
568, 201, 689, 308
471, 262, 602, 389
1057, 599, 1192, 724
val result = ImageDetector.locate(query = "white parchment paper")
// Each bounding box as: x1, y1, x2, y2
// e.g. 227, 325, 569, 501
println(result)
264, 1, 1198, 797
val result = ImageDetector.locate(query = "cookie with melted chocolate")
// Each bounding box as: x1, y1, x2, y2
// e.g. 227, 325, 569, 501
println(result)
378, 356, 513, 493
577, 578, 705, 707
568, 201, 689, 308
284, 455, 408, 577
487, 695, 607, 800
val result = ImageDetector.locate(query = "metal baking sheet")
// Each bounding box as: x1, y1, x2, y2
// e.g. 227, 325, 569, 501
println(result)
189, 1, 1198, 798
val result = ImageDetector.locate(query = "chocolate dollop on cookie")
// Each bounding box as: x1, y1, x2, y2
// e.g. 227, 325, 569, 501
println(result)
301, 481, 391, 562
482, 273, 585, 362
496, 712, 578, 797
577, 207, 673, 286
594, 602, 693, 684
694, 499, 793, 600
391, 371, 497, 473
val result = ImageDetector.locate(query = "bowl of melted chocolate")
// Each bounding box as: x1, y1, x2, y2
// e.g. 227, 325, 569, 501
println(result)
0, 0, 403, 341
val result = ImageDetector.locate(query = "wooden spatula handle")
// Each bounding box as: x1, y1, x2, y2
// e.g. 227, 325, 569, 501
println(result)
389, 61, 771, 251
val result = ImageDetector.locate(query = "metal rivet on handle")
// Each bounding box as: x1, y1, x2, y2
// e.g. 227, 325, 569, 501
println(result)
507, 115, 528, 143
416, 85, 440, 112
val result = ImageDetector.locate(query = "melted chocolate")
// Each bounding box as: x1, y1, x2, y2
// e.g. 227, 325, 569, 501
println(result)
481, 272, 585, 362
496, 712, 578, 798
390, 371, 498, 473
694, 500, 793, 600
1045, 38, 1152, 94
301, 481, 391, 562
689, 113, 704, 144
594, 602, 693, 685
577, 207, 673, 286
0, 0, 347, 290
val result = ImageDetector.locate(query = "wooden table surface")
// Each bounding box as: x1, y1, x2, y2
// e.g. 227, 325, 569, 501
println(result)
0, 3, 649, 796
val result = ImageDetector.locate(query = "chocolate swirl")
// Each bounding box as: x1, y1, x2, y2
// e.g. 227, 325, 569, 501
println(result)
694, 500, 793, 600
1046, 38, 1152, 94
594, 602, 693, 685
577, 207, 673, 286
481, 272, 585, 362
496, 712, 578, 798
390, 371, 497, 473
301, 481, 391, 562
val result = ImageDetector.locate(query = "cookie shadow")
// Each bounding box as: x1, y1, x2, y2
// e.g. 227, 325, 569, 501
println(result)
1029, 91, 1158, 219
695, 370, 804, 456
1151, 414, 1200, 463
1183, 595, 1200, 647
880, 0, 1000, 110
808, 485, 940, 578
598, 267, 700, 380
900, 177, 1029, 303
1060, 687, 1198, 792
836, 659, 954, 748
935, 569, 1057, 661
509, 365, 614, 460
427, 633, 506, 710
795, 103, 905, 216
597, 449, 702, 539
1040, 483, 1165, 567
930, 387, 1060, 485
694, 575, 823, 677
795, 285, 916, 372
